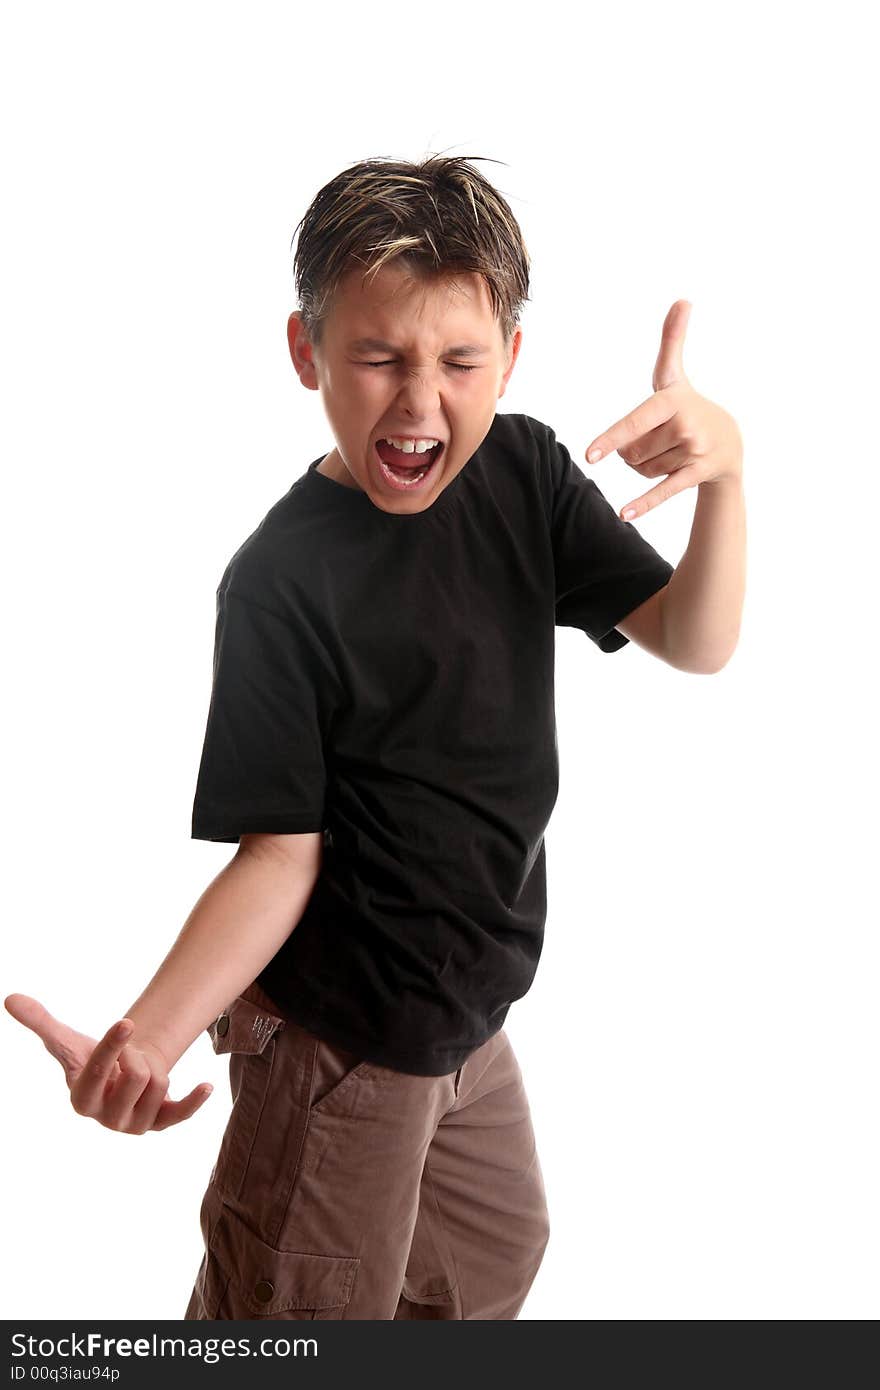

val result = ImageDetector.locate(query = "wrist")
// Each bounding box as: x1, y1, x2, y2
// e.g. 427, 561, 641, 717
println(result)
137, 1037, 172, 1070
122, 1012, 179, 1071
701, 468, 743, 493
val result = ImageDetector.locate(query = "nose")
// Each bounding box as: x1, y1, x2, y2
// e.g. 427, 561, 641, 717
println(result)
394, 366, 443, 417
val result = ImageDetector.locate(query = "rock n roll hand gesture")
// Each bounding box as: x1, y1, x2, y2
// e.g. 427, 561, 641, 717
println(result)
584, 300, 743, 519
4, 993, 212, 1135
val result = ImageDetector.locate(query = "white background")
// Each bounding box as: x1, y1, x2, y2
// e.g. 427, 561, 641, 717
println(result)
2, 0, 877, 1322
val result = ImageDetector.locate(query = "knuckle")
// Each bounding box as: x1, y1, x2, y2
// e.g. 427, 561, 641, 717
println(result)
122, 1062, 149, 1088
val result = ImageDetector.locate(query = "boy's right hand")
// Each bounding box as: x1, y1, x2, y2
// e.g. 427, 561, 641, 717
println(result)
4, 993, 213, 1135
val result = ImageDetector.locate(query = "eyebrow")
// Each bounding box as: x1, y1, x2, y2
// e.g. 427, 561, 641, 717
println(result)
347, 338, 491, 357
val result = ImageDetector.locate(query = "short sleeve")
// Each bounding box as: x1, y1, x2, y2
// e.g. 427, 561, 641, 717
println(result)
191, 585, 328, 843
547, 425, 675, 652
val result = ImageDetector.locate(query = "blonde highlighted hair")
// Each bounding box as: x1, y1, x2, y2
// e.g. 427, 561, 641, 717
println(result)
291, 154, 531, 350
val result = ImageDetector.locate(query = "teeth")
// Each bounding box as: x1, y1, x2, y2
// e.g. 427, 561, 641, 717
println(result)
382, 461, 429, 485
381, 437, 440, 454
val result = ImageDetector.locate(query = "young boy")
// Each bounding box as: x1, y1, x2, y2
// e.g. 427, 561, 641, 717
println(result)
6, 156, 745, 1321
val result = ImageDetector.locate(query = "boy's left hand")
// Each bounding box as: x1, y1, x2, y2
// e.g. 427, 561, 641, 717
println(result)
584, 300, 743, 521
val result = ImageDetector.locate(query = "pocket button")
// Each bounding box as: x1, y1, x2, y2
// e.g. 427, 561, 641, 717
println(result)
215, 1014, 230, 1037
254, 1280, 275, 1303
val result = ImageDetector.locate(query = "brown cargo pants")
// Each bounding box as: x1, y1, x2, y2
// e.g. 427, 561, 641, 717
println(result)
184, 979, 550, 1320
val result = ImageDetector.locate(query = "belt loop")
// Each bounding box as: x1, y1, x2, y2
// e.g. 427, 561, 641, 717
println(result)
453, 1065, 462, 1097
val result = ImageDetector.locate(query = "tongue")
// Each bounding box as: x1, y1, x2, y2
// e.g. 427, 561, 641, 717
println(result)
376, 440, 434, 470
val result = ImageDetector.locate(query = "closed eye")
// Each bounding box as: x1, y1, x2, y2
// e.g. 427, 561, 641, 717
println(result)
364, 361, 477, 373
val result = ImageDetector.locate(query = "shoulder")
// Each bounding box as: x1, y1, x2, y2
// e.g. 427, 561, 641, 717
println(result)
216, 479, 321, 613
487, 411, 570, 476
487, 411, 552, 456
485, 412, 570, 514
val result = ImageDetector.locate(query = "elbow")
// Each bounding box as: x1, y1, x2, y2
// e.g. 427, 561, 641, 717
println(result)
662, 623, 741, 676
666, 643, 737, 675
692, 643, 739, 675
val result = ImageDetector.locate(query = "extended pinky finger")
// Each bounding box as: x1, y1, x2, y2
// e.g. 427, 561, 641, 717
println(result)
621, 458, 699, 520
151, 1083, 214, 1131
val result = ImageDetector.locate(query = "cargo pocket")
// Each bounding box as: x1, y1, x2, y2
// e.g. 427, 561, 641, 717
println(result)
202, 1199, 359, 1320
207, 993, 286, 1201
307, 1037, 385, 1115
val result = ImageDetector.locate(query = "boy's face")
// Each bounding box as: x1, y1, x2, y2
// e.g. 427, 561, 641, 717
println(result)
287, 262, 522, 513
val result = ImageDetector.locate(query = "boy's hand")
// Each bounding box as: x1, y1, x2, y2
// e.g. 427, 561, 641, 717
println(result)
584, 300, 744, 521
4, 993, 213, 1135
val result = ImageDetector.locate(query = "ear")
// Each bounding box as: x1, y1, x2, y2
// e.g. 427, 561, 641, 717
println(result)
287, 312, 320, 389
497, 326, 523, 399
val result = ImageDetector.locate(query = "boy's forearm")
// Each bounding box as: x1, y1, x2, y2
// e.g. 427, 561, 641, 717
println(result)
660, 476, 746, 674
122, 848, 319, 1069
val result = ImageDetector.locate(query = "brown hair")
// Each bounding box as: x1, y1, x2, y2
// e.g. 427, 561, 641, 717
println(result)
290, 154, 531, 353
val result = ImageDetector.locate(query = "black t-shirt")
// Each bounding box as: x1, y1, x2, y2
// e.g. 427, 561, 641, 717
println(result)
191, 412, 675, 1075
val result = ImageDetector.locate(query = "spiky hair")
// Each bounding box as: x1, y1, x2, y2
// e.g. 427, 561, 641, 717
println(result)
291, 154, 531, 350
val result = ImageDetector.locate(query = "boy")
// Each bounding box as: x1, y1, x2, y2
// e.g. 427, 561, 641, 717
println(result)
6, 155, 745, 1320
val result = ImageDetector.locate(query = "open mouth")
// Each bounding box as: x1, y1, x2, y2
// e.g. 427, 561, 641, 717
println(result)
375, 440, 445, 491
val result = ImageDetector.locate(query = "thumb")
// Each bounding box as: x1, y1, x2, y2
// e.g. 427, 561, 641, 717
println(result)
653, 299, 691, 392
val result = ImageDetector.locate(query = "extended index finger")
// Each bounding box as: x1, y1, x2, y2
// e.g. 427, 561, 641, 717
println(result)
5, 993, 59, 1040
586, 391, 676, 464
70, 1019, 133, 1111
5, 993, 85, 1073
